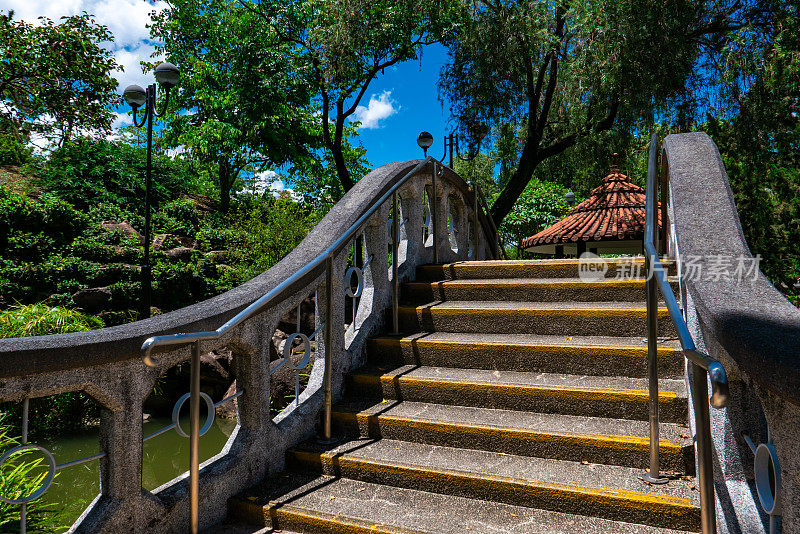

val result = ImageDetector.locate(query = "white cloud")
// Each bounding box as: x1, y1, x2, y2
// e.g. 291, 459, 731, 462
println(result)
2, 1, 167, 92
114, 42, 162, 92
353, 91, 398, 129
111, 111, 132, 129
4, 0, 167, 46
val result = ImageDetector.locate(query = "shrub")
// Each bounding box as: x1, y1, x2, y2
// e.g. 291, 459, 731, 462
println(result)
34, 137, 213, 215
0, 414, 67, 532
152, 198, 200, 235
0, 303, 104, 338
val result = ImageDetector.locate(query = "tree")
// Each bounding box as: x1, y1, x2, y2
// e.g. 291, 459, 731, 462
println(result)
0, 11, 119, 148
704, 6, 799, 298
288, 121, 371, 210
243, 0, 457, 193
439, 0, 700, 226
150, 0, 318, 212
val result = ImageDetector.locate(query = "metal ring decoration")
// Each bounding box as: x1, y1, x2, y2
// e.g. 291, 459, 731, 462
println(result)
755, 442, 781, 515
171, 392, 216, 438
0, 444, 57, 504
283, 332, 311, 370
344, 266, 364, 298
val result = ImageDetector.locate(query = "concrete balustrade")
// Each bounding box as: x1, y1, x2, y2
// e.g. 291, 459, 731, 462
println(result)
0, 159, 493, 533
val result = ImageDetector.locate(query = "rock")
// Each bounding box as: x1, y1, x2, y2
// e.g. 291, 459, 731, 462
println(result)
216, 380, 238, 420
205, 250, 230, 263
278, 295, 316, 335
175, 236, 198, 249
166, 247, 194, 261
154, 234, 198, 250
101, 221, 144, 245
269, 350, 317, 406
72, 287, 112, 312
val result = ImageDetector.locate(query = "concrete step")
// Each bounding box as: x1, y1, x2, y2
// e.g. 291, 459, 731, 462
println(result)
288, 439, 701, 531
348, 365, 688, 422
203, 524, 293, 534
417, 258, 676, 281
396, 301, 677, 337
229, 472, 697, 533
401, 277, 679, 303
331, 399, 693, 472
368, 333, 684, 379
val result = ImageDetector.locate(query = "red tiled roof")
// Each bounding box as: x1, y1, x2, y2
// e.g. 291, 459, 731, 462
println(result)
522, 165, 660, 249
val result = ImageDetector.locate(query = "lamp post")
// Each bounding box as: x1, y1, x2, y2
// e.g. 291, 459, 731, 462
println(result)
123, 62, 180, 319
417, 131, 433, 157
565, 191, 576, 207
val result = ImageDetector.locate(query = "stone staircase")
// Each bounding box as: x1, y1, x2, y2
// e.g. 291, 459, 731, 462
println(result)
223, 258, 701, 533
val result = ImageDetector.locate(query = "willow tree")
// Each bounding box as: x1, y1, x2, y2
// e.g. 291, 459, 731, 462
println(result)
439, 0, 699, 225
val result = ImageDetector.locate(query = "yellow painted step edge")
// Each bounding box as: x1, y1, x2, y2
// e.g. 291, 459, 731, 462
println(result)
420, 259, 648, 269
229, 499, 424, 534
350, 373, 678, 404
332, 411, 684, 455
398, 306, 670, 318
292, 450, 697, 518
404, 279, 648, 289
370, 337, 677, 359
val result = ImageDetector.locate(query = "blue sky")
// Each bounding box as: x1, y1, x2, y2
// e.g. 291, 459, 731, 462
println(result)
352, 44, 454, 167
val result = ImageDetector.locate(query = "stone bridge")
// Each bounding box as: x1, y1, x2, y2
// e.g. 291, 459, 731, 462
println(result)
0, 133, 798, 534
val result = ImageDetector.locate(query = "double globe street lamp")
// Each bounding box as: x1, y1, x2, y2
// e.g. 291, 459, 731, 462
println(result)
122, 62, 180, 319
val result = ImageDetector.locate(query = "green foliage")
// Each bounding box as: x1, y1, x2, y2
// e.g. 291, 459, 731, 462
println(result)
438, 0, 701, 223
150, 0, 318, 212
0, 123, 33, 166
152, 198, 201, 235
0, 11, 118, 148
0, 414, 67, 532
289, 122, 371, 209
33, 137, 208, 215
498, 180, 573, 258
247, 0, 457, 192
227, 193, 316, 281
0, 303, 104, 339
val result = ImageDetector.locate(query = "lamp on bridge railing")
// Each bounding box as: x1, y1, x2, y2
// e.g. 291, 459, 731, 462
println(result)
122, 61, 181, 319
417, 131, 434, 157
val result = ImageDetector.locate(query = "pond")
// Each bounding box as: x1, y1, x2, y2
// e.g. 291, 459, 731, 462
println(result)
38, 415, 237, 530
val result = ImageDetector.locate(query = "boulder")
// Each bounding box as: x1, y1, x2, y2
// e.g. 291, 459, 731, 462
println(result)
154, 234, 198, 250
277, 295, 316, 335
205, 250, 230, 263
269, 350, 317, 407
101, 221, 144, 245
216, 380, 238, 420
166, 247, 194, 261
72, 287, 112, 312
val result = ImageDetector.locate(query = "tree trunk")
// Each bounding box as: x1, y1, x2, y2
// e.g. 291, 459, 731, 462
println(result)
332, 142, 354, 195
489, 144, 540, 226
219, 159, 232, 213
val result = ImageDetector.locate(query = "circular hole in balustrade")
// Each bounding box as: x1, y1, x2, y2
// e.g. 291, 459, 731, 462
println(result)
141, 358, 237, 492
754, 442, 781, 515
1, 392, 103, 528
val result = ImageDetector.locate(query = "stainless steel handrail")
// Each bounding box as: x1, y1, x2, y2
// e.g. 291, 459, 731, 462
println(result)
139, 156, 501, 533
643, 132, 729, 533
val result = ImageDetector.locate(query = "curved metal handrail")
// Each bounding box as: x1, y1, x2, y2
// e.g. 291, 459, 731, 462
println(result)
139, 156, 501, 533
141, 157, 432, 364
644, 134, 730, 403
643, 132, 729, 533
